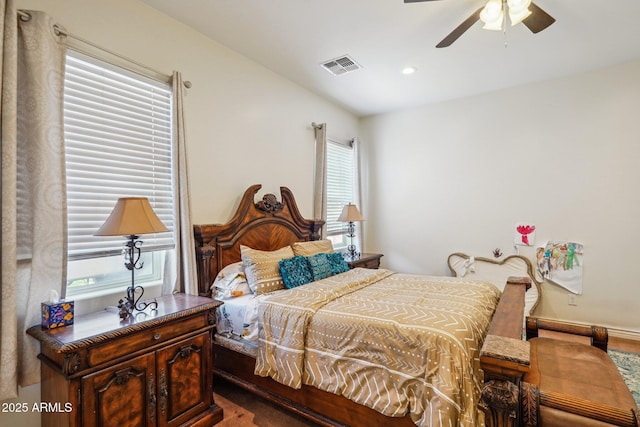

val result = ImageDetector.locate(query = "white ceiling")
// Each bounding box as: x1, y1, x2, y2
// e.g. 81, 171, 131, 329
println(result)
142, 0, 640, 117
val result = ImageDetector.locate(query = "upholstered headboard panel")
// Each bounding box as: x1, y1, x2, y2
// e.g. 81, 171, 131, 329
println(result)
448, 252, 541, 316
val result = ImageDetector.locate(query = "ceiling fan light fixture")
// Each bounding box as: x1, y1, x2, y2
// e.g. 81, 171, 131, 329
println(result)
481, 14, 504, 31
480, 0, 504, 31
507, 0, 531, 11
507, 0, 532, 25
509, 8, 531, 26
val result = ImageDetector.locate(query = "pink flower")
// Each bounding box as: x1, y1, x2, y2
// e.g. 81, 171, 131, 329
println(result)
517, 225, 535, 245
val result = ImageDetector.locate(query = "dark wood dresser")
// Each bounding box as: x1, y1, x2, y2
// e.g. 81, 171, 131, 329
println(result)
27, 294, 223, 427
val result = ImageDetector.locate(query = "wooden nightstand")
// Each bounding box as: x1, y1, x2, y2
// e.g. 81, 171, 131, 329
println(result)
27, 294, 223, 427
346, 253, 383, 269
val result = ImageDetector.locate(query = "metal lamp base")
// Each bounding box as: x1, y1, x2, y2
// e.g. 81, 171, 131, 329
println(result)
117, 234, 158, 319
118, 284, 158, 319
343, 221, 360, 261
344, 245, 360, 261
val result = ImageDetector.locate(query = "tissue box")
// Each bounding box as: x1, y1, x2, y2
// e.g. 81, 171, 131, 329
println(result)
41, 300, 74, 329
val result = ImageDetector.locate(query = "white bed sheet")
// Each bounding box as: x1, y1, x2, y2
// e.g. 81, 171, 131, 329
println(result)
215, 290, 286, 343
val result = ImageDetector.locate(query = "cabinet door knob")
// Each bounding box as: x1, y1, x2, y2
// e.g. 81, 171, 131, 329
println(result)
154, 333, 161, 340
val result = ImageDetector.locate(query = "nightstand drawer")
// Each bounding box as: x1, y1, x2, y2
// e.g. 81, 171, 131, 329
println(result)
347, 253, 383, 269
87, 314, 206, 367
359, 258, 381, 269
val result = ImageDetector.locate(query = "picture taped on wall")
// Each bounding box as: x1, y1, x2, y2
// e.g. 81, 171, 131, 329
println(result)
515, 223, 536, 246
536, 241, 584, 295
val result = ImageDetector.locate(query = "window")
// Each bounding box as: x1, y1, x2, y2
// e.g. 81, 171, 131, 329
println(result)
325, 139, 356, 249
64, 50, 174, 296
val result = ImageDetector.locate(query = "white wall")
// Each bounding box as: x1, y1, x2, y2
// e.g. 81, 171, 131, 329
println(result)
17, 0, 359, 224
6, 0, 359, 422
6, 1, 639, 424
361, 59, 640, 335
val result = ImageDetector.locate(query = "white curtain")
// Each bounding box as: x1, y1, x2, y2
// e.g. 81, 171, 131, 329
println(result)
163, 71, 198, 295
313, 123, 364, 248
0, 0, 19, 401
1, 5, 67, 398
312, 122, 327, 237
352, 137, 363, 252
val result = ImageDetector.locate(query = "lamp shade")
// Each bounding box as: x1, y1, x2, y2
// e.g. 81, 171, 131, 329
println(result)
95, 197, 169, 236
337, 204, 364, 222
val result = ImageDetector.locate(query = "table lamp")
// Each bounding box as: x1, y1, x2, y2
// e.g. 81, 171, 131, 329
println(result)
95, 197, 169, 318
337, 203, 364, 261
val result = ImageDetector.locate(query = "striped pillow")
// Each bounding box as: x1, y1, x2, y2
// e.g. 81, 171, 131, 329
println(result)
291, 239, 334, 257
240, 245, 294, 294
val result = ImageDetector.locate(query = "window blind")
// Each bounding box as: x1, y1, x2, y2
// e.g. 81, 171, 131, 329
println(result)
325, 140, 354, 236
64, 50, 175, 260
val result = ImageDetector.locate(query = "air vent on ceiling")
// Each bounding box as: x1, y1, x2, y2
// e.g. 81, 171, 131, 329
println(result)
321, 55, 362, 76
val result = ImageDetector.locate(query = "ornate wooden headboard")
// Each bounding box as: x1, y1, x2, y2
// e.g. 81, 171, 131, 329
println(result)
193, 185, 325, 296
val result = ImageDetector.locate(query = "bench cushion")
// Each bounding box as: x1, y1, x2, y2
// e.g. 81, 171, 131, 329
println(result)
525, 337, 638, 426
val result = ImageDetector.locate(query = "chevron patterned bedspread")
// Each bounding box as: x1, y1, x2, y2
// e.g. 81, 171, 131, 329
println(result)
254, 268, 501, 427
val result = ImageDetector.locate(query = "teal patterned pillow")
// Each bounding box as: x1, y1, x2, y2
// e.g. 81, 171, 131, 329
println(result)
307, 253, 333, 281
279, 256, 313, 288
327, 252, 349, 275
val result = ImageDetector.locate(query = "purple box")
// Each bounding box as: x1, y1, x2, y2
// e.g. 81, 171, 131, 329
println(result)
41, 300, 74, 329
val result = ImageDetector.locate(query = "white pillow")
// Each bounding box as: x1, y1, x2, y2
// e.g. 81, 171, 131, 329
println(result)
211, 261, 251, 299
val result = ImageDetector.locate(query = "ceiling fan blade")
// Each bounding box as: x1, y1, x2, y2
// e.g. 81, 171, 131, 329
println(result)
522, 2, 556, 34
436, 7, 482, 48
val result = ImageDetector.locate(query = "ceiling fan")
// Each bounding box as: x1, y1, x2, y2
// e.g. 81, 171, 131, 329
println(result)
405, 0, 556, 48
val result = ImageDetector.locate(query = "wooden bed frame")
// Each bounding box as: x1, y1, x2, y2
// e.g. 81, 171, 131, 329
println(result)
194, 185, 529, 427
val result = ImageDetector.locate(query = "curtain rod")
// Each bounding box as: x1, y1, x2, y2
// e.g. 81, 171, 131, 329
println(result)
312, 122, 353, 146
17, 9, 191, 88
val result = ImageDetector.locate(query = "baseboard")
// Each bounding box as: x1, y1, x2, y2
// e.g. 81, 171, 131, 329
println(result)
608, 328, 640, 342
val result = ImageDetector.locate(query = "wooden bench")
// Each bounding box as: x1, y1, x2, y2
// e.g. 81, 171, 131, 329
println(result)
478, 277, 639, 427
521, 317, 639, 427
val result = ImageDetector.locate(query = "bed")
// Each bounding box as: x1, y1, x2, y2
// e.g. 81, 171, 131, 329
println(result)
194, 185, 529, 427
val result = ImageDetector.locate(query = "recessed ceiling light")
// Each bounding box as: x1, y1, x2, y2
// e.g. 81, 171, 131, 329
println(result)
402, 67, 417, 75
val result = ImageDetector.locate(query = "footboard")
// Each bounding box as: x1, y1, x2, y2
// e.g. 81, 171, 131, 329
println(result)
214, 344, 415, 427
480, 277, 531, 427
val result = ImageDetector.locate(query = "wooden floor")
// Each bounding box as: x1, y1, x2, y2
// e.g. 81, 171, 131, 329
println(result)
214, 378, 318, 427
610, 335, 640, 353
